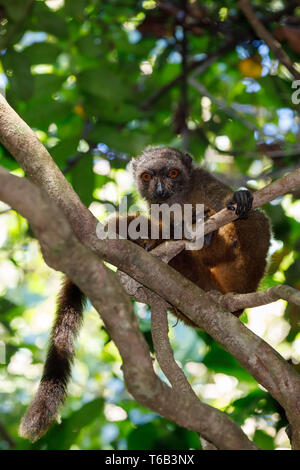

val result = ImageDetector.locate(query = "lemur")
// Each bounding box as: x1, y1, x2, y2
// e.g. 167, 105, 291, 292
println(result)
19, 146, 270, 442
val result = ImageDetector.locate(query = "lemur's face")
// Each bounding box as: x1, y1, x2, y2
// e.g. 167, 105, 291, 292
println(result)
132, 147, 193, 204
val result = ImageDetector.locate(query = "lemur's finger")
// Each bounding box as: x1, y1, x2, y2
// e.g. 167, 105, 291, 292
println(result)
226, 199, 236, 211
235, 191, 244, 216
239, 191, 248, 218
247, 192, 254, 212
229, 189, 253, 219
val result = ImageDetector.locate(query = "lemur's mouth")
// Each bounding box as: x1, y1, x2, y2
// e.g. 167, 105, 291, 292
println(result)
153, 193, 171, 202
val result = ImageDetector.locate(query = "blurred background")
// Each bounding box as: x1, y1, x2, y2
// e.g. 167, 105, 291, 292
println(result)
0, 0, 299, 450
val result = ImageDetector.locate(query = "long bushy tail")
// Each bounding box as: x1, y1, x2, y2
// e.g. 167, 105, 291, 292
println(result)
19, 278, 86, 442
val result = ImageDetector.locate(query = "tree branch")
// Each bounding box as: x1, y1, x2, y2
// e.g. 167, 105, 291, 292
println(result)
117, 271, 256, 449
150, 298, 252, 450
1, 94, 300, 447
151, 298, 193, 394
151, 165, 300, 262
0, 168, 256, 450
208, 285, 300, 312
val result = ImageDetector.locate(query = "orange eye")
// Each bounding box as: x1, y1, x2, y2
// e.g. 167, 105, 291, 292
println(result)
141, 172, 152, 182
169, 169, 179, 178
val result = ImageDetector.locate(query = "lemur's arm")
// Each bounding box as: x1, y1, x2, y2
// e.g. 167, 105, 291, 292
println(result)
195, 169, 253, 218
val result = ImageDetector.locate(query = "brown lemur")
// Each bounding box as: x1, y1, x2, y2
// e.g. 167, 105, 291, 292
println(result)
19, 146, 271, 442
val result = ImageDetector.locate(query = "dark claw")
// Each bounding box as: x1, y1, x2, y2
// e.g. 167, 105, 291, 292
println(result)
226, 202, 235, 211
226, 189, 253, 220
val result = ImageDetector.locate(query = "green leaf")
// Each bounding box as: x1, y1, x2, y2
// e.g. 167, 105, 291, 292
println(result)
0, 149, 20, 171
228, 390, 277, 425
71, 153, 95, 207
89, 124, 150, 155
2, 50, 34, 101
2, 0, 30, 22
24, 42, 62, 65
203, 342, 256, 383
85, 96, 142, 124
76, 35, 101, 58
127, 423, 157, 450
22, 100, 71, 128
253, 430, 275, 450
64, 0, 87, 18
31, 2, 68, 38
50, 137, 80, 166
33, 398, 104, 450
77, 67, 130, 101
94, 174, 114, 191
32, 74, 65, 99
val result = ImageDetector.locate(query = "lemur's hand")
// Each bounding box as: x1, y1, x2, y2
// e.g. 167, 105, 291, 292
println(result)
226, 189, 253, 220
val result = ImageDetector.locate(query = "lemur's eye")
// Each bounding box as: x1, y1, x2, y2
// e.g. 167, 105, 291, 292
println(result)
141, 172, 152, 182
169, 169, 179, 178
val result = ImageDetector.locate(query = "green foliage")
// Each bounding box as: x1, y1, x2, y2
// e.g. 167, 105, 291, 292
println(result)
71, 154, 95, 206
0, 0, 299, 451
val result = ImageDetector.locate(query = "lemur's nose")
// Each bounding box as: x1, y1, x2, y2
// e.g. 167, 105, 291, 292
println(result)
155, 181, 164, 197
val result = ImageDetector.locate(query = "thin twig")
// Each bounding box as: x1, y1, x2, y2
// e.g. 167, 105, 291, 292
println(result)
141, 40, 236, 110
151, 298, 194, 394
209, 285, 300, 312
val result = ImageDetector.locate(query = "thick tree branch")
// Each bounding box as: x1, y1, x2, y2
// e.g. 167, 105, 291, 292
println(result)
117, 263, 300, 449
199, 437, 218, 450
151, 298, 228, 451
238, 0, 300, 81
0, 169, 256, 450
1, 94, 300, 447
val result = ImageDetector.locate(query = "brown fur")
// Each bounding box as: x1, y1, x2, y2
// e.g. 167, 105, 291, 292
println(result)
129, 146, 271, 324
19, 146, 270, 441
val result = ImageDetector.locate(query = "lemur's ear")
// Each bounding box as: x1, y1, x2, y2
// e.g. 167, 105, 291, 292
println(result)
182, 152, 193, 172
130, 158, 138, 173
